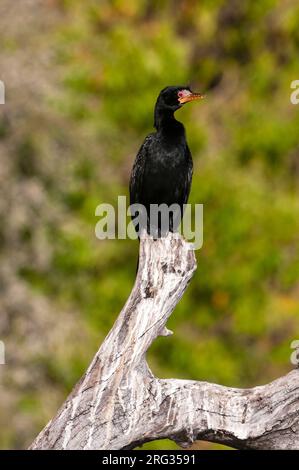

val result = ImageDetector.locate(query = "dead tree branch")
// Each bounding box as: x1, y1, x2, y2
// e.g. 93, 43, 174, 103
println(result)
30, 233, 299, 450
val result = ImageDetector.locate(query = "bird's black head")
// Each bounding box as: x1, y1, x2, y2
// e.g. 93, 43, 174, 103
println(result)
156, 85, 203, 111
154, 85, 204, 129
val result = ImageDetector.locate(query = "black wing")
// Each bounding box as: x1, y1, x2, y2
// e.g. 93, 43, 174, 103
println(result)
182, 144, 193, 206
129, 134, 154, 206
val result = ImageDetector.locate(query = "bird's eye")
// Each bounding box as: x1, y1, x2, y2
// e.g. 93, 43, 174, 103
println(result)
178, 91, 184, 98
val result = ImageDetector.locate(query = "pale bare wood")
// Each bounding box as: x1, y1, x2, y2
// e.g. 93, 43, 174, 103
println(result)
30, 233, 299, 450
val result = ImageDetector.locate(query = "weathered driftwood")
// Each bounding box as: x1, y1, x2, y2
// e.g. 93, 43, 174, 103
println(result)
30, 233, 299, 450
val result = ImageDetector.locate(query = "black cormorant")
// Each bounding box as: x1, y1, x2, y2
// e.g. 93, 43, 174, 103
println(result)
130, 85, 203, 237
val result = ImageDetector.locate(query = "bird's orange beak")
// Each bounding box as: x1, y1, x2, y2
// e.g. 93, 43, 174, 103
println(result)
178, 92, 205, 104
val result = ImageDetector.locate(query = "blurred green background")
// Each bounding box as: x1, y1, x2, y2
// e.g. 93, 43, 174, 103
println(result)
0, 0, 299, 450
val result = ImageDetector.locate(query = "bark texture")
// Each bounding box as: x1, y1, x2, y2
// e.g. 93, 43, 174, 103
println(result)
30, 233, 299, 450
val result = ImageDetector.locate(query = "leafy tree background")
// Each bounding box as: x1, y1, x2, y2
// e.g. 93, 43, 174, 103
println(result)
0, 0, 299, 449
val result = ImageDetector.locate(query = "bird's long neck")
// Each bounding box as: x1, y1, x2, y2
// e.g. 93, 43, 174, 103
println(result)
154, 106, 185, 142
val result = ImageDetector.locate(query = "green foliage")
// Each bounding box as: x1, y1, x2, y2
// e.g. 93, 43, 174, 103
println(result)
2, 0, 299, 450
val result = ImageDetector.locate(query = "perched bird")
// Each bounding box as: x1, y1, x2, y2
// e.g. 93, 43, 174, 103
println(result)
130, 85, 204, 237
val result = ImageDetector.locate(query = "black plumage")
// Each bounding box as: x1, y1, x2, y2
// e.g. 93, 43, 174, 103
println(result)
130, 85, 203, 237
